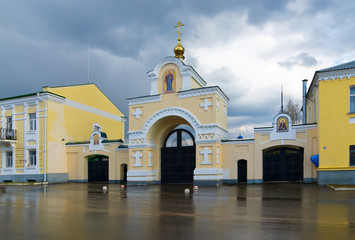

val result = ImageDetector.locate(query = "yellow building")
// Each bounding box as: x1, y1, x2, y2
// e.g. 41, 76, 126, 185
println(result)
0, 83, 125, 183
305, 60, 355, 185
118, 33, 318, 185
2, 26, 352, 185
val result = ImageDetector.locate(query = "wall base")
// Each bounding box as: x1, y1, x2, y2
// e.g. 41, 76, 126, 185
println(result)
0, 174, 44, 183
318, 170, 355, 185
127, 181, 161, 185
47, 173, 68, 183
303, 178, 317, 183
194, 180, 223, 186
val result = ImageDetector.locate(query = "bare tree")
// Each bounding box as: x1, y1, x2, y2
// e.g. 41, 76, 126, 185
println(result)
285, 99, 301, 124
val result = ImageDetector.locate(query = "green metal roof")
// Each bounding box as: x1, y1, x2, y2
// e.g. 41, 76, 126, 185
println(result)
0, 91, 65, 102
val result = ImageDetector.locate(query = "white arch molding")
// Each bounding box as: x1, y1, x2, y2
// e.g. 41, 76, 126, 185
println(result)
128, 107, 228, 147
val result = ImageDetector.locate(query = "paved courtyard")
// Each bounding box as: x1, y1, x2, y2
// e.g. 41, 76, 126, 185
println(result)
0, 183, 354, 240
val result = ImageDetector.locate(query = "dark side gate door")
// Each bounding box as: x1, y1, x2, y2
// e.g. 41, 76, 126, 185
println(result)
263, 147, 303, 182
88, 155, 109, 182
161, 129, 196, 184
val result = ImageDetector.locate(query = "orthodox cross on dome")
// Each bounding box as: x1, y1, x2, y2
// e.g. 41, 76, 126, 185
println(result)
174, 21, 184, 40
174, 21, 185, 60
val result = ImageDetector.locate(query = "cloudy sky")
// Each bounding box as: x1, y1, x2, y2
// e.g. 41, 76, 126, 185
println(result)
1, 0, 354, 138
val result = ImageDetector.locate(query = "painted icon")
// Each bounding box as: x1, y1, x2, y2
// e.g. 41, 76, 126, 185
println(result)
163, 69, 176, 93
93, 134, 100, 145
277, 117, 288, 132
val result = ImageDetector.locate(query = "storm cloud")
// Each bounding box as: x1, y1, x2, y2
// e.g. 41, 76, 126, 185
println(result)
1, 0, 355, 139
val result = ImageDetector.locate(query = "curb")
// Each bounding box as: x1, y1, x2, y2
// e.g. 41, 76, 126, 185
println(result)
327, 184, 355, 191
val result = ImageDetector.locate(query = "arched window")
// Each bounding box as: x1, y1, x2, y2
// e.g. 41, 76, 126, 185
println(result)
350, 86, 355, 113
164, 129, 194, 148
165, 131, 178, 147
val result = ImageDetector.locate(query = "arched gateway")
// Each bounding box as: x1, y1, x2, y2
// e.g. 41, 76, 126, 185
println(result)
126, 56, 229, 185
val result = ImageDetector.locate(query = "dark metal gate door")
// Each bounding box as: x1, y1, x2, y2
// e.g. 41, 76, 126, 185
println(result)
263, 147, 303, 182
88, 155, 109, 182
161, 129, 195, 184
238, 160, 247, 183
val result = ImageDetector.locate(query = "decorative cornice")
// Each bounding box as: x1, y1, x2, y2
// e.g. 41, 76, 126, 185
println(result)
178, 86, 229, 103
0, 92, 65, 107
128, 107, 228, 147
127, 94, 161, 106
317, 68, 355, 81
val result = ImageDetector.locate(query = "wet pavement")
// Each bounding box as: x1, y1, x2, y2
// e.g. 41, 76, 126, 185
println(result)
0, 183, 354, 240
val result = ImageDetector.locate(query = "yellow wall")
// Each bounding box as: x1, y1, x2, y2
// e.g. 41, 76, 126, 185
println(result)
130, 93, 227, 132
66, 143, 128, 182
221, 142, 255, 180
306, 85, 319, 124
318, 76, 355, 169
44, 84, 123, 117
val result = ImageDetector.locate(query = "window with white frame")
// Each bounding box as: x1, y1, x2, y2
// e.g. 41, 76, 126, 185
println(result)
29, 150, 36, 166
350, 86, 355, 113
6, 151, 13, 168
29, 113, 36, 131
350, 145, 355, 166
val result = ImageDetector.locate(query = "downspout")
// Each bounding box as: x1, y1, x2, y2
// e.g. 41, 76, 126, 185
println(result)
302, 79, 308, 124
37, 93, 47, 182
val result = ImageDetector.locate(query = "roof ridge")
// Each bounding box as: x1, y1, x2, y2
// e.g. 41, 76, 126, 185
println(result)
317, 60, 355, 72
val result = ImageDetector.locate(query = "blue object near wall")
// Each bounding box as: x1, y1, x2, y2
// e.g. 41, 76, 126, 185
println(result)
311, 154, 319, 167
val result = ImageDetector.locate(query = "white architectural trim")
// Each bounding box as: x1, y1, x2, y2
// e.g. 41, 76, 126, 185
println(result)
127, 95, 161, 106
221, 140, 255, 145
127, 170, 158, 181
0, 92, 65, 107
178, 86, 229, 104
64, 99, 124, 122
193, 168, 223, 180
350, 117, 355, 124
317, 68, 355, 81
128, 107, 228, 147
147, 56, 207, 95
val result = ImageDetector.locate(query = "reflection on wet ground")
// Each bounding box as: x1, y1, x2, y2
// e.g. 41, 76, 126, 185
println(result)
0, 183, 354, 240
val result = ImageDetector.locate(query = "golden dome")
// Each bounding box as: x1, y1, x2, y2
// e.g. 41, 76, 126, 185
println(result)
174, 40, 185, 60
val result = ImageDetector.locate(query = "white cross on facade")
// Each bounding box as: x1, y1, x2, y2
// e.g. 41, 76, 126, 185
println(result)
133, 108, 143, 119
216, 99, 220, 111
200, 98, 212, 111
132, 151, 143, 166
148, 151, 153, 167
200, 147, 212, 164
216, 148, 220, 164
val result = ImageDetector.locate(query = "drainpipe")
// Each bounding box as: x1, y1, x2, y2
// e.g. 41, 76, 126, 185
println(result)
37, 93, 47, 182
302, 79, 308, 124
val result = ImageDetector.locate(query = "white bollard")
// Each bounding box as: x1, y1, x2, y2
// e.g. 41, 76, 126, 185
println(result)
184, 188, 190, 195
102, 186, 108, 191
